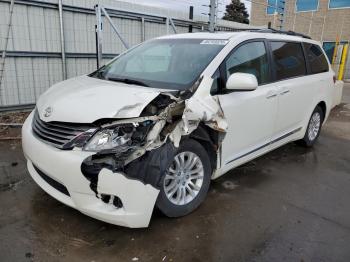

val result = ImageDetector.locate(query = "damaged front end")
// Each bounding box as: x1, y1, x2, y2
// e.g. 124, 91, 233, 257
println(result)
77, 77, 227, 227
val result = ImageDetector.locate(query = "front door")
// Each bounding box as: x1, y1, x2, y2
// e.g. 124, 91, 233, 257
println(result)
217, 41, 278, 169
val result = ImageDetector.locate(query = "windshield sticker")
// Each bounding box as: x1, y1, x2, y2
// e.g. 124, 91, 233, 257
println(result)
200, 40, 228, 45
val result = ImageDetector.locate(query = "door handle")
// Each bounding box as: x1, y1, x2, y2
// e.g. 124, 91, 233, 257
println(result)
280, 90, 290, 95
266, 93, 277, 99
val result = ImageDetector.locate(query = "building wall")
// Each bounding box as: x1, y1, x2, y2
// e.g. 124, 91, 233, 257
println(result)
251, 0, 350, 41
251, 0, 350, 79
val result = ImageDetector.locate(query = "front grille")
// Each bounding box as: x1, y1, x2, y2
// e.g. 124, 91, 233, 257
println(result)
33, 165, 70, 196
32, 110, 94, 149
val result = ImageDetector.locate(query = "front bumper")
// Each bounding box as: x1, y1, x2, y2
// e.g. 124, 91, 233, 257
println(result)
22, 111, 159, 228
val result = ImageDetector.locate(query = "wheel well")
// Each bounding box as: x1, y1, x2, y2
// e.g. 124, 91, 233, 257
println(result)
188, 124, 219, 171
317, 101, 327, 121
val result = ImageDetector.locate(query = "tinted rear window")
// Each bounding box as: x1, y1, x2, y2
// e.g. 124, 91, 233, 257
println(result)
270, 41, 307, 81
303, 43, 329, 74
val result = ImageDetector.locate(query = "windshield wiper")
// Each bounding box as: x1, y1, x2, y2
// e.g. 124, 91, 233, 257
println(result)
90, 65, 107, 79
107, 77, 149, 87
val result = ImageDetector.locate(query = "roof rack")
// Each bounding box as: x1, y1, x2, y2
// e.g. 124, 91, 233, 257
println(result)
251, 28, 311, 39
222, 28, 311, 39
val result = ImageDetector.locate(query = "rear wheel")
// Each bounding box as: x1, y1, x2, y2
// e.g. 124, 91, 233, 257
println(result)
156, 139, 211, 217
299, 106, 324, 147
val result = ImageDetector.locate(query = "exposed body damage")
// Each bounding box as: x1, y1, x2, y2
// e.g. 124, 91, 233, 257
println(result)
80, 76, 228, 225
22, 33, 238, 227
22, 75, 228, 227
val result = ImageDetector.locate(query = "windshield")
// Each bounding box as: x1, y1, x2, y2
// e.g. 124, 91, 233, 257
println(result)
90, 38, 227, 90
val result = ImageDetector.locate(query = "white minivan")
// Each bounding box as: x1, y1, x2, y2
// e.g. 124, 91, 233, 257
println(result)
22, 31, 334, 228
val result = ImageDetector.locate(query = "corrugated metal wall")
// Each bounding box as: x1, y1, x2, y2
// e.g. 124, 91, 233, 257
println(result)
0, 0, 259, 108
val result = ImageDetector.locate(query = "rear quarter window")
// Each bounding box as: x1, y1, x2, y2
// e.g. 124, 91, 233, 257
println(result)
303, 43, 329, 74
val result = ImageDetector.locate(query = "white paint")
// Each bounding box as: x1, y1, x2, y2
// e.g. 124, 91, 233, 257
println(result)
36, 75, 164, 123
22, 112, 159, 228
22, 32, 335, 227
226, 73, 258, 91
333, 80, 344, 107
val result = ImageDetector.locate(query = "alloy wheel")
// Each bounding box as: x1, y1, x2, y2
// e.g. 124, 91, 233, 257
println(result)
163, 151, 204, 205
308, 112, 321, 141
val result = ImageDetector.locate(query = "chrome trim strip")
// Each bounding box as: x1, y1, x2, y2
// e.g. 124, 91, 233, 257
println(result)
226, 127, 302, 165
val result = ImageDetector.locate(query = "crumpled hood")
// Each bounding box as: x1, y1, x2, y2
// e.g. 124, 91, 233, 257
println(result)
36, 75, 162, 123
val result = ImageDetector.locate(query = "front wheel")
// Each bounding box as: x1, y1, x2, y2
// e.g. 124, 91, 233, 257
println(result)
156, 139, 211, 217
299, 106, 324, 147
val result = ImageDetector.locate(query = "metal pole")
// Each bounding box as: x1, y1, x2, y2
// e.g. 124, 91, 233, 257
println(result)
338, 43, 348, 80
0, 0, 15, 88
95, 5, 103, 69
101, 7, 129, 49
279, 0, 285, 30
166, 17, 169, 34
169, 18, 177, 34
189, 6, 193, 33
209, 0, 217, 32
141, 17, 145, 42
58, 0, 67, 79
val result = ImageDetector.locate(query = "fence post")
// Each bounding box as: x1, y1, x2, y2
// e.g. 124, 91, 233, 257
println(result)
58, 0, 67, 79
209, 0, 217, 32
0, 0, 15, 91
166, 17, 169, 34
189, 6, 193, 33
95, 5, 103, 69
141, 17, 145, 42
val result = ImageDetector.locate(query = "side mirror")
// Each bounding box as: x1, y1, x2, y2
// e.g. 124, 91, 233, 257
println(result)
226, 73, 258, 91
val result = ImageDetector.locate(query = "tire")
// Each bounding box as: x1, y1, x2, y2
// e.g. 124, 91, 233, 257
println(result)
299, 105, 324, 147
156, 139, 212, 217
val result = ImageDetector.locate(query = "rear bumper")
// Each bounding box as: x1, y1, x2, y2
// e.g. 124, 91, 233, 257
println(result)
22, 111, 159, 228
332, 80, 343, 108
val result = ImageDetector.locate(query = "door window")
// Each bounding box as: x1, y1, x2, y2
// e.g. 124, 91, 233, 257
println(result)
303, 43, 329, 74
270, 41, 307, 81
225, 41, 270, 85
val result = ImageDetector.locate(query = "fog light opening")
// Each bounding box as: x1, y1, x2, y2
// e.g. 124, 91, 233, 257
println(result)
100, 194, 123, 208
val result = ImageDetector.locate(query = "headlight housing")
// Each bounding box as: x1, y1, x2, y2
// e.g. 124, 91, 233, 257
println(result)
83, 125, 134, 152
83, 121, 153, 152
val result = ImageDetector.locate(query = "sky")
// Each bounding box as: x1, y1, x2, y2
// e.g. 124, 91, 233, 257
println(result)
116, 0, 252, 19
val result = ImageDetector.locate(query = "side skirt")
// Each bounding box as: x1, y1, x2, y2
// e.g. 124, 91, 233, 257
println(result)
226, 127, 302, 165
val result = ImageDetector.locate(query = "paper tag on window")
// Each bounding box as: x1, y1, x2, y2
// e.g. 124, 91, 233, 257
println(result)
200, 40, 228, 45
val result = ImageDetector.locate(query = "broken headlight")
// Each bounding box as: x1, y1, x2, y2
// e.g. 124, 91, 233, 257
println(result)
83, 125, 134, 152
83, 121, 152, 152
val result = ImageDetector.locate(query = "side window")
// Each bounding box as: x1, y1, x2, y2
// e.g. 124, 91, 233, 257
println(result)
303, 43, 329, 74
270, 41, 307, 81
225, 41, 270, 85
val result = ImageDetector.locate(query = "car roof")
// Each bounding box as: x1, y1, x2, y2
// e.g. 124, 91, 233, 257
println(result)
157, 32, 320, 45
